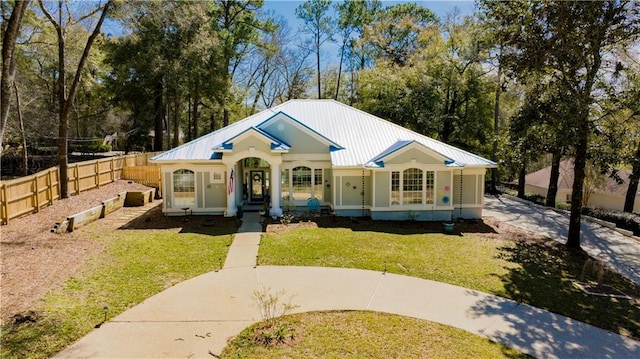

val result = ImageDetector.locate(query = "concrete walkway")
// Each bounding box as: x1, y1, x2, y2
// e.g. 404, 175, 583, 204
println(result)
56, 212, 640, 359
484, 195, 640, 286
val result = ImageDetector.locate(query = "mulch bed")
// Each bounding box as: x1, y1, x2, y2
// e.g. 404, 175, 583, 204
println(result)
0, 180, 153, 325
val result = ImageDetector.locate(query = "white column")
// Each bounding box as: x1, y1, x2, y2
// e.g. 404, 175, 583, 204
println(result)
270, 162, 283, 217
225, 164, 237, 217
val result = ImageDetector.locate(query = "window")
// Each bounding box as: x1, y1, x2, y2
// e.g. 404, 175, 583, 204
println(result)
281, 169, 290, 200
173, 169, 195, 207
292, 166, 312, 200
403, 168, 422, 205
314, 169, 323, 200
211, 171, 223, 183
283, 166, 324, 201
425, 171, 434, 204
391, 172, 400, 205
391, 169, 435, 206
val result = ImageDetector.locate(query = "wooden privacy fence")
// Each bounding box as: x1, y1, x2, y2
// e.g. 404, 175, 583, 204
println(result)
0, 152, 162, 225
122, 166, 162, 194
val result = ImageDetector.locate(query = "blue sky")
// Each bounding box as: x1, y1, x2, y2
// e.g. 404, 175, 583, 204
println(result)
262, 0, 477, 24
262, 0, 477, 64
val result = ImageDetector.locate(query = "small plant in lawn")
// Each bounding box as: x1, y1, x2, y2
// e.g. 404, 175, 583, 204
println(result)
252, 286, 299, 346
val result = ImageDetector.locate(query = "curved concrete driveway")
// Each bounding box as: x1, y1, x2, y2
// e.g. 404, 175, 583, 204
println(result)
56, 212, 640, 359
484, 195, 640, 285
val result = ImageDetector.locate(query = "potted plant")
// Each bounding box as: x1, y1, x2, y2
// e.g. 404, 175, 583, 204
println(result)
236, 204, 244, 219
259, 200, 269, 216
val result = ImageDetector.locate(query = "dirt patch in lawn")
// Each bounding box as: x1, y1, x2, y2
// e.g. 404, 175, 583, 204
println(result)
0, 180, 154, 325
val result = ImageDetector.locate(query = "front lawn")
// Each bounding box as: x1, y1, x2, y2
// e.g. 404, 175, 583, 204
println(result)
0, 214, 237, 359
258, 221, 640, 340
222, 311, 531, 358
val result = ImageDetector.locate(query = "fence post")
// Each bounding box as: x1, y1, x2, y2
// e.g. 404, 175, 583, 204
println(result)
34, 173, 40, 212
110, 157, 115, 183
47, 169, 53, 205
1, 183, 7, 224
75, 163, 80, 195
95, 160, 100, 188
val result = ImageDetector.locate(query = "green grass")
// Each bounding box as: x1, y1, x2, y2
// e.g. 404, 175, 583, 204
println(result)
260, 227, 518, 294
221, 311, 531, 358
0, 218, 236, 359
259, 226, 640, 339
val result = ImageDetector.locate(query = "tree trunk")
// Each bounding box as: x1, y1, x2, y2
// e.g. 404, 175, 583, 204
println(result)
335, 39, 346, 101
40, 0, 112, 198
1, 0, 31, 148
209, 113, 215, 132
153, 80, 163, 151
223, 108, 229, 127
441, 87, 458, 143
165, 100, 170, 150
173, 95, 179, 147
316, 36, 321, 99
490, 51, 502, 194
54, 0, 69, 199
192, 79, 200, 139
13, 82, 28, 176
624, 142, 640, 213
187, 95, 192, 141
517, 156, 527, 198
567, 131, 588, 249
546, 150, 562, 207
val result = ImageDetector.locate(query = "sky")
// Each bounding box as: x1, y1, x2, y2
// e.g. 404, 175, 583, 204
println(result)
101, 0, 478, 63
103, 1, 477, 37
261, 0, 477, 63
262, 0, 476, 21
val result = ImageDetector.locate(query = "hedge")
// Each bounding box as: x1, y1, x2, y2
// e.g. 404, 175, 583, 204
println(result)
582, 207, 640, 236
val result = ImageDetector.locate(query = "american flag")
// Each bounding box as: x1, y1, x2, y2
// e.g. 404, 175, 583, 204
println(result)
228, 169, 234, 195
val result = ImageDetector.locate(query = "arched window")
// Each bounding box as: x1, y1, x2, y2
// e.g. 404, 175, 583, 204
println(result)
173, 169, 195, 207
403, 168, 422, 205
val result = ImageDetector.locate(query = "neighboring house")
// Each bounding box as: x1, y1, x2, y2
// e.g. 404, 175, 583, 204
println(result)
523, 160, 640, 213
151, 100, 496, 220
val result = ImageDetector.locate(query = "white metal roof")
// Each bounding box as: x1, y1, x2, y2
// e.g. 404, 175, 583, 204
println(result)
151, 99, 497, 168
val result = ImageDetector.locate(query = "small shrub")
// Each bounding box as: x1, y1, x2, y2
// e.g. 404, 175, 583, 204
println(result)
280, 213, 295, 226
523, 193, 546, 206
582, 207, 640, 235
252, 286, 299, 346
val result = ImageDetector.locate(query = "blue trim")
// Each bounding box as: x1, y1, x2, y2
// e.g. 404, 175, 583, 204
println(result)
271, 143, 291, 151
210, 152, 223, 160
367, 140, 455, 166
257, 111, 345, 150
216, 126, 290, 151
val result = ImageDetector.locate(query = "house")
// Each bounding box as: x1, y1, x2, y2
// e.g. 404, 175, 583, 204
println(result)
151, 100, 496, 220
522, 160, 640, 213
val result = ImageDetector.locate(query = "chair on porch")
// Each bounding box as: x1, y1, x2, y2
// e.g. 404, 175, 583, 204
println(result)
307, 197, 320, 216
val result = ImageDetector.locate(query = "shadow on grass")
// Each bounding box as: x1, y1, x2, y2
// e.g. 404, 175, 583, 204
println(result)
117, 205, 240, 235
268, 215, 497, 235
467, 238, 640, 358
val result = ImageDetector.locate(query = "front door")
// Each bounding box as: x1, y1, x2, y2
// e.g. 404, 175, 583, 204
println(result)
250, 170, 264, 203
